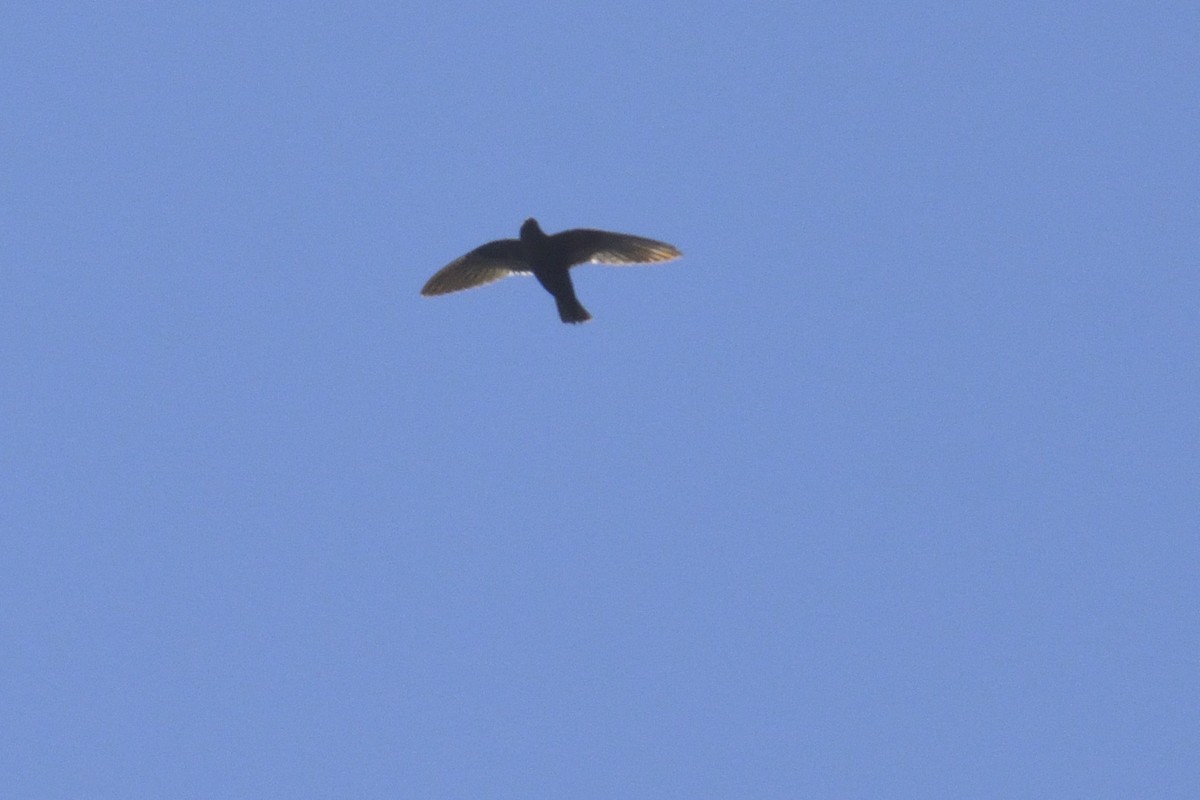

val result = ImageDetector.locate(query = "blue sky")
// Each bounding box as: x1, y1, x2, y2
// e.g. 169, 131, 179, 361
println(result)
3, 2, 1196, 797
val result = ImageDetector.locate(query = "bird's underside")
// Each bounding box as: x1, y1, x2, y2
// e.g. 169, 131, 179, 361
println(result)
421, 219, 682, 323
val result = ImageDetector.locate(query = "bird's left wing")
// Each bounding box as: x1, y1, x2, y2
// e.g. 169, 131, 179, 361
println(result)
420, 238, 529, 296
554, 229, 682, 267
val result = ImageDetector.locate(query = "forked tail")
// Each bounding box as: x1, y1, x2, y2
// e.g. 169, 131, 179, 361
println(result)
556, 294, 592, 324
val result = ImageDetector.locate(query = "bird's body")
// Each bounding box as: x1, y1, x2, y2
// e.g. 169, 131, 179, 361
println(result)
421, 218, 682, 323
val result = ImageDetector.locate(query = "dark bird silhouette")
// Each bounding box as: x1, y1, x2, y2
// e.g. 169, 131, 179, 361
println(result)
421, 218, 682, 323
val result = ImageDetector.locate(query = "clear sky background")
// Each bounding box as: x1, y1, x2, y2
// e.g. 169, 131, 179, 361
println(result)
3, 3, 1197, 797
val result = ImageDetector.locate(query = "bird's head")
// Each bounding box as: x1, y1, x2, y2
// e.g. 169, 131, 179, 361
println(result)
520, 218, 543, 239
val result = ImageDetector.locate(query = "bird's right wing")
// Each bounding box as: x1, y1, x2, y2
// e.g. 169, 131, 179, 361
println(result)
555, 229, 682, 267
420, 239, 529, 296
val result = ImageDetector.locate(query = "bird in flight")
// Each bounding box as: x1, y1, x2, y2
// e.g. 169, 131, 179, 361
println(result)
421, 218, 682, 323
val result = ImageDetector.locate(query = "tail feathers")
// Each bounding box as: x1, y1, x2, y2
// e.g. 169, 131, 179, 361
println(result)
556, 295, 592, 324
